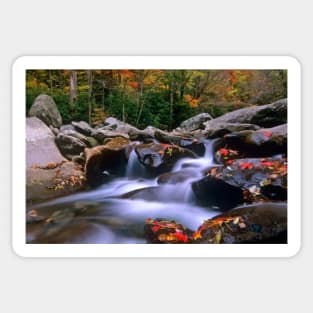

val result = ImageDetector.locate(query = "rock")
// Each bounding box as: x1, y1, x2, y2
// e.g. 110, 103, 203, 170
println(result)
135, 143, 196, 174
102, 136, 130, 150
193, 202, 287, 243
85, 136, 99, 147
55, 133, 87, 159
154, 130, 205, 156
26, 117, 66, 167
60, 124, 75, 132
192, 176, 244, 210
206, 157, 287, 202
204, 98, 287, 130
157, 170, 198, 185
144, 218, 194, 244
60, 129, 90, 146
178, 113, 213, 131
28, 94, 62, 128
72, 121, 94, 136
205, 122, 260, 139
215, 124, 287, 159
84, 143, 128, 186
26, 161, 85, 203
91, 129, 129, 142
103, 116, 154, 141
49, 126, 60, 136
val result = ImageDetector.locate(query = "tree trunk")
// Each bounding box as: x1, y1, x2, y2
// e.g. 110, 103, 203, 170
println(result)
87, 70, 93, 125
69, 70, 77, 111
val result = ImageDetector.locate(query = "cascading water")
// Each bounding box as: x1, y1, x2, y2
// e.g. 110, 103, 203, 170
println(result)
27, 140, 219, 244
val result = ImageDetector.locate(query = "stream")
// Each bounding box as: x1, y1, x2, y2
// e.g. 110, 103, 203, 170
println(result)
27, 140, 222, 244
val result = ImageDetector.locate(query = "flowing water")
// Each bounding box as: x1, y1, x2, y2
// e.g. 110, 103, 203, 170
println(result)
27, 140, 220, 244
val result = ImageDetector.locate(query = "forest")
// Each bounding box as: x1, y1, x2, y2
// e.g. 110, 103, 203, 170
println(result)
26, 69, 287, 129
26, 69, 288, 244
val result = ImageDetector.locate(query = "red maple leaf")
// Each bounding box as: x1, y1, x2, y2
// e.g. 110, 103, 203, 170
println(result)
263, 132, 272, 138
219, 148, 229, 156
226, 159, 234, 165
172, 231, 189, 243
240, 162, 253, 170
261, 161, 274, 167
151, 225, 162, 232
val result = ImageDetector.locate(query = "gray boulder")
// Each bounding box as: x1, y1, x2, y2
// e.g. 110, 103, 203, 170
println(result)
204, 98, 287, 130
26, 117, 65, 167
205, 122, 260, 138
28, 94, 62, 128
55, 133, 87, 159
178, 113, 213, 131
72, 121, 94, 136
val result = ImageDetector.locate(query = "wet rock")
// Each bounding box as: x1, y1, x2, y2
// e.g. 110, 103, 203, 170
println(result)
28, 94, 62, 128
178, 112, 213, 131
214, 124, 287, 161
135, 143, 196, 174
72, 121, 94, 136
55, 133, 87, 159
26, 117, 66, 167
192, 176, 244, 210
203, 98, 287, 129
144, 218, 193, 243
103, 136, 131, 150
157, 170, 198, 185
206, 157, 287, 202
84, 144, 128, 186
154, 130, 205, 156
26, 161, 85, 203
193, 202, 287, 243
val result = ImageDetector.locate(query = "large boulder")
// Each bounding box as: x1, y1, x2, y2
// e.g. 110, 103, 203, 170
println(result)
26, 117, 65, 167
193, 202, 287, 243
192, 176, 244, 210
205, 157, 287, 202
27, 161, 85, 203
205, 122, 260, 139
84, 138, 130, 186
135, 143, 196, 175
214, 124, 287, 159
55, 133, 87, 159
28, 94, 62, 128
178, 113, 213, 131
204, 98, 287, 130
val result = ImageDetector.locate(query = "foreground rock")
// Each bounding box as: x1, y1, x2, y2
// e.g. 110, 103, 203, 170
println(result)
193, 202, 287, 243
144, 218, 193, 243
26, 117, 65, 167
26, 162, 85, 203
144, 202, 287, 244
28, 94, 62, 128
135, 143, 196, 174
204, 98, 287, 130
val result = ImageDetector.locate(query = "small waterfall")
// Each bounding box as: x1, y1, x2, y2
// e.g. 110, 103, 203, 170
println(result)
126, 149, 147, 178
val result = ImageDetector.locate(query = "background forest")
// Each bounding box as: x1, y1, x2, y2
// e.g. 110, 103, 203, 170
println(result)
26, 69, 287, 130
